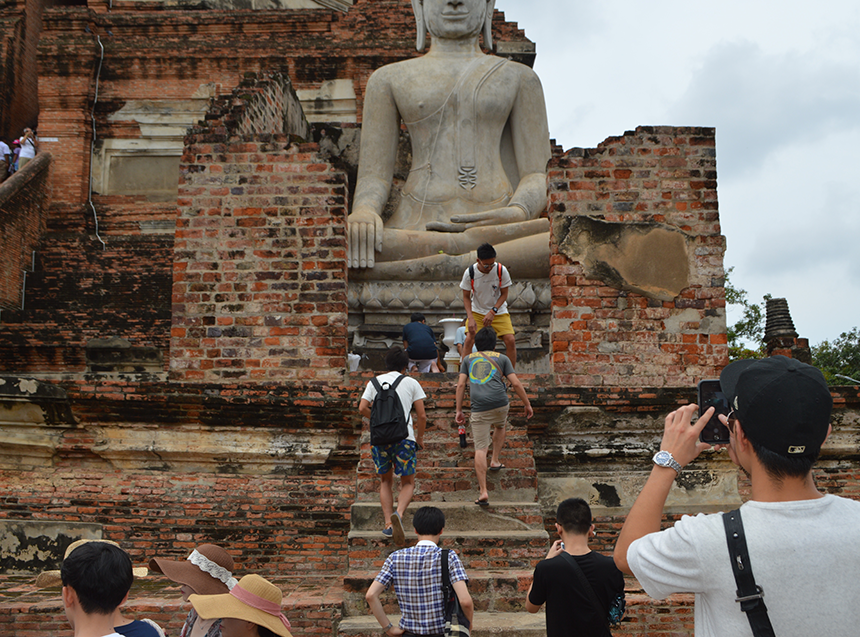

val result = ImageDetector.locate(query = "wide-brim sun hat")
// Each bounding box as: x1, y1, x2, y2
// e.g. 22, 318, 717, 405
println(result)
190, 574, 292, 637
149, 543, 237, 596
35, 539, 149, 588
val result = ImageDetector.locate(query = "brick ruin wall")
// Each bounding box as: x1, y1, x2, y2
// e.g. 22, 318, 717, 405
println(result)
1, 379, 858, 636
0, 153, 49, 311
0, 3, 857, 636
0, 0, 44, 139
171, 74, 348, 382
550, 127, 726, 386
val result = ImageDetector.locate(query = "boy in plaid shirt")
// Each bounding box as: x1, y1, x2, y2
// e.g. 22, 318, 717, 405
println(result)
366, 507, 474, 636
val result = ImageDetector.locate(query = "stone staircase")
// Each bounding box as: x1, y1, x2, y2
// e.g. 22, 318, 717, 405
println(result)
337, 414, 551, 636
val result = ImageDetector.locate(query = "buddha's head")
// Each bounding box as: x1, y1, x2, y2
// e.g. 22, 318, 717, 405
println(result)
412, 0, 496, 52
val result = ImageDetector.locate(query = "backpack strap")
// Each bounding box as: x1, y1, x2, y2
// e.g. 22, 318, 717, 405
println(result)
441, 548, 452, 591
370, 377, 382, 392
722, 509, 776, 637
389, 374, 405, 390
560, 553, 612, 636
469, 264, 475, 293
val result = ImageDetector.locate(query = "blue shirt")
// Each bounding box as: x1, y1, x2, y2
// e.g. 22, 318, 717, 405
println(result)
116, 619, 162, 637
375, 541, 469, 634
403, 321, 438, 360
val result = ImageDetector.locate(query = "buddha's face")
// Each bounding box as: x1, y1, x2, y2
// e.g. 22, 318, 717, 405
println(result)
423, 0, 490, 41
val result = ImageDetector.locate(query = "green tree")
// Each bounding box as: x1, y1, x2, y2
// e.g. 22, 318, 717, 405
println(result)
812, 328, 860, 385
725, 267, 768, 361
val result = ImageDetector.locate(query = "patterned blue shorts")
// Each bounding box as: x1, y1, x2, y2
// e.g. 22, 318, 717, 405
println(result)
372, 439, 417, 476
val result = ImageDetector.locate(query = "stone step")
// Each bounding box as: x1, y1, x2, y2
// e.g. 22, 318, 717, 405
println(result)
349, 501, 544, 533
338, 612, 546, 637
347, 529, 550, 572
342, 569, 536, 617
355, 466, 538, 503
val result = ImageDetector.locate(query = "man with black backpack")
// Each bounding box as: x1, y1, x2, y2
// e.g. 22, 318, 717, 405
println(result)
359, 345, 427, 546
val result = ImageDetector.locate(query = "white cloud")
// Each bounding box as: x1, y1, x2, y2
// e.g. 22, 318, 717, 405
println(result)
501, 1, 860, 344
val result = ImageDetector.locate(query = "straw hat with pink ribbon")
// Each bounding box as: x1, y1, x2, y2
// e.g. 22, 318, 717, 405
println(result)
190, 574, 292, 637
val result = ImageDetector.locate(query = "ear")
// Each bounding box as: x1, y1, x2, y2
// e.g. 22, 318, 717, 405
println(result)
412, 0, 426, 52
482, 0, 496, 50
823, 423, 832, 444
62, 585, 76, 610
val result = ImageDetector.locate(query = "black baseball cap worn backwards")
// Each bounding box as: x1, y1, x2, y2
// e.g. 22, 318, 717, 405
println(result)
719, 355, 832, 458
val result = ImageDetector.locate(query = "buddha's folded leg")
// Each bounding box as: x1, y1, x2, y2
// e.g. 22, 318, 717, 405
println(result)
350, 229, 550, 281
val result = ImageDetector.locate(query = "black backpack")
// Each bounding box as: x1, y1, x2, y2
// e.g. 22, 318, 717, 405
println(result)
369, 374, 409, 446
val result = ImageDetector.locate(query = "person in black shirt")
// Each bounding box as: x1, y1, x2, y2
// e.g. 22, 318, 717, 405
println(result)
526, 498, 625, 636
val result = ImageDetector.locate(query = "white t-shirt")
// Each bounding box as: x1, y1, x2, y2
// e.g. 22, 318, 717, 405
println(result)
459, 263, 512, 315
627, 494, 860, 637
454, 326, 477, 353
360, 371, 426, 442
0, 141, 10, 159
18, 136, 36, 160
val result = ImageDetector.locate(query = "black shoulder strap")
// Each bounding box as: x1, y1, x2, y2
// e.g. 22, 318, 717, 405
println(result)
370, 377, 382, 392
389, 374, 405, 390
561, 553, 610, 635
441, 548, 452, 591
722, 509, 776, 637
469, 264, 475, 280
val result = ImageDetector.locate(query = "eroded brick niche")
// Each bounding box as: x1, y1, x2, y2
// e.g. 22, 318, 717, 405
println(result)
171, 74, 349, 382
548, 127, 728, 387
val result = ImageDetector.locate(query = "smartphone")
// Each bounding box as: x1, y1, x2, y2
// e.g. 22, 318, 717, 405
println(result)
697, 379, 731, 444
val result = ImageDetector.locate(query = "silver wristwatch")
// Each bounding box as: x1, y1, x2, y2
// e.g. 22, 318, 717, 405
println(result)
653, 450, 682, 474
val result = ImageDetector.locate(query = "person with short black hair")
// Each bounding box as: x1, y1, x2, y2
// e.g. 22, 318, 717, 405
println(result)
527, 498, 625, 636
61, 541, 134, 637
460, 242, 517, 366
359, 345, 427, 545
456, 326, 533, 506
614, 355, 860, 635
402, 312, 440, 373
366, 506, 473, 637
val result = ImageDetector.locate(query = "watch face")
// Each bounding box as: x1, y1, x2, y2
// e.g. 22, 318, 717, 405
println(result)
655, 451, 669, 464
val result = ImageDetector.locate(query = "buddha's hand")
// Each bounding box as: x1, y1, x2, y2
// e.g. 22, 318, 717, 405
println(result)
424, 205, 529, 232
347, 210, 384, 268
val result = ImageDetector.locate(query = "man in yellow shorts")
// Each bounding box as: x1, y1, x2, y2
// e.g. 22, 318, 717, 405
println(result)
459, 243, 517, 367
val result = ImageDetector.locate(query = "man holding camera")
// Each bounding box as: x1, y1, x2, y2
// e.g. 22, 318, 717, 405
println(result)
614, 355, 860, 635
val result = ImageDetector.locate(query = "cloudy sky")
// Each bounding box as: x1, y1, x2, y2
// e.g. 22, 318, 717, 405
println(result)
502, 1, 860, 347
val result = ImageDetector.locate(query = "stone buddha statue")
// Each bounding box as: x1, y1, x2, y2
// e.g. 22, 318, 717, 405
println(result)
347, 0, 552, 281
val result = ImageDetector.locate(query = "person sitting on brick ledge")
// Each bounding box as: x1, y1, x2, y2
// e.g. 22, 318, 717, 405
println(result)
366, 506, 474, 637
614, 355, 860, 636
